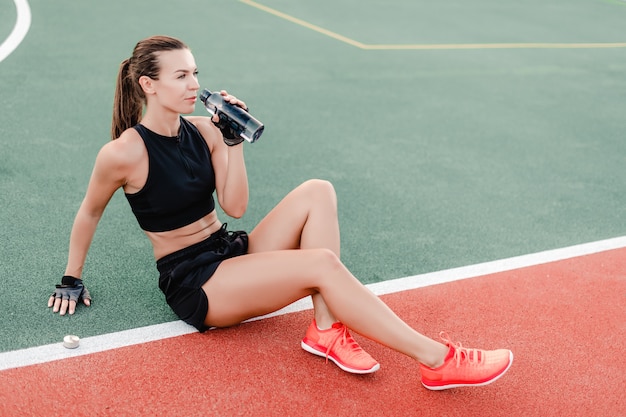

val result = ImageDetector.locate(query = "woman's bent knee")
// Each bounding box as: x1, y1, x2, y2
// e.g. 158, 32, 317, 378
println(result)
300, 179, 337, 209
303, 179, 335, 196
307, 248, 344, 283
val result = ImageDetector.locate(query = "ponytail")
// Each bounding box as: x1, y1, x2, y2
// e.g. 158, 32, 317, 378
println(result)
110, 36, 189, 140
111, 58, 142, 140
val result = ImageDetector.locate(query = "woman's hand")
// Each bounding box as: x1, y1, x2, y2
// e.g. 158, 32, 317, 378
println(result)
218, 90, 248, 111
48, 276, 92, 315
211, 90, 249, 146
209, 90, 248, 124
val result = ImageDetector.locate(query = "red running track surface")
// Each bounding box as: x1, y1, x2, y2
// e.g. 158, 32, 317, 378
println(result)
1, 248, 625, 416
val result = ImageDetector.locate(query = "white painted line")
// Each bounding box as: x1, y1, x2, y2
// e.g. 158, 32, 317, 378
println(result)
0, 321, 197, 372
1, 235, 625, 371
0, 0, 31, 63
367, 235, 626, 296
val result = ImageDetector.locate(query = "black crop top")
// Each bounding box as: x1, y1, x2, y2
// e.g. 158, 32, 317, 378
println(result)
125, 117, 216, 232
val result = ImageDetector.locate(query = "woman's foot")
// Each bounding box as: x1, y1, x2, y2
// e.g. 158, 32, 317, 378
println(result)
301, 320, 380, 374
420, 333, 513, 390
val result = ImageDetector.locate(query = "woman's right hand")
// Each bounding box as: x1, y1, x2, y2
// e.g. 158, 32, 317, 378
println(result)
48, 276, 91, 315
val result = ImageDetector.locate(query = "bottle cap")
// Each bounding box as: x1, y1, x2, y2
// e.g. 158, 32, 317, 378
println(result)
63, 335, 80, 349
199, 89, 212, 104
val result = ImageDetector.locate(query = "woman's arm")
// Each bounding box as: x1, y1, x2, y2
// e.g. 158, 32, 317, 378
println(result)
64, 200, 105, 278
190, 94, 250, 219
65, 141, 128, 275
214, 139, 249, 219
50, 139, 130, 315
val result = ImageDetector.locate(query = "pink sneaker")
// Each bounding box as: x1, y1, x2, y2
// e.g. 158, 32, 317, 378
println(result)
420, 333, 513, 390
301, 320, 380, 374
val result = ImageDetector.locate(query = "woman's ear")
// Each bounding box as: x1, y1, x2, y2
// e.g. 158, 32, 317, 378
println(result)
138, 75, 155, 95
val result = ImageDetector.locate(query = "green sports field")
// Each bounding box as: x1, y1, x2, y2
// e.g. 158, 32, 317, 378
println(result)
1, 0, 625, 352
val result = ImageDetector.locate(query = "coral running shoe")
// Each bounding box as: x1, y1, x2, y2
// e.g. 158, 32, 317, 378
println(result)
301, 320, 380, 374
420, 333, 513, 390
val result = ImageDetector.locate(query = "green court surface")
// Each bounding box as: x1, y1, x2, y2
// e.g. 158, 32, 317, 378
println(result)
1, 0, 625, 352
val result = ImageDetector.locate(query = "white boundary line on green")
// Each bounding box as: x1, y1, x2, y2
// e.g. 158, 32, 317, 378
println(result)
240, 0, 626, 50
0, 0, 31, 63
2, 235, 626, 371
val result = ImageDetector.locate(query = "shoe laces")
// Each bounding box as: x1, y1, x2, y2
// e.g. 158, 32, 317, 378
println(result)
324, 324, 365, 363
440, 332, 484, 367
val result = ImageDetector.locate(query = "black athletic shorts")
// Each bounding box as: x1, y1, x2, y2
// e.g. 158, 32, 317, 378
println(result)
156, 224, 248, 332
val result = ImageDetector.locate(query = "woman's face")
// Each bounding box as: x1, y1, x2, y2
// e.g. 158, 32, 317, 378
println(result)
149, 48, 200, 115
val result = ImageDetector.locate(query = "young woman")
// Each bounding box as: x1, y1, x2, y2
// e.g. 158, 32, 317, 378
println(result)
48, 35, 512, 390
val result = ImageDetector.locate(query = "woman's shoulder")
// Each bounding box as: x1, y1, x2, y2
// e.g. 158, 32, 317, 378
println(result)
183, 116, 215, 132
184, 116, 221, 149
98, 127, 145, 168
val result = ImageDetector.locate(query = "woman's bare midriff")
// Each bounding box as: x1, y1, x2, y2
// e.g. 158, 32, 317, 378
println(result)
146, 211, 223, 260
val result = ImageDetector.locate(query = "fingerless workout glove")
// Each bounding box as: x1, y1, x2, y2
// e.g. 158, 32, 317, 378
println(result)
213, 107, 250, 147
53, 275, 91, 303
216, 122, 244, 146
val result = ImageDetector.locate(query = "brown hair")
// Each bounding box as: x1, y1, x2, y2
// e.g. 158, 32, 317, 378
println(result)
111, 35, 189, 139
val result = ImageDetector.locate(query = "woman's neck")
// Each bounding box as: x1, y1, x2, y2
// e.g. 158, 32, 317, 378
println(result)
140, 109, 181, 137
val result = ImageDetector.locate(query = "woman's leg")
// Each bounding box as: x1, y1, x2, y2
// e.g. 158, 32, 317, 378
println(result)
246, 179, 343, 329
203, 179, 513, 386
248, 179, 341, 253
203, 248, 448, 368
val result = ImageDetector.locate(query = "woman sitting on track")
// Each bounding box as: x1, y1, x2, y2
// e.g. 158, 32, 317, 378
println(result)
48, 35, 512, 390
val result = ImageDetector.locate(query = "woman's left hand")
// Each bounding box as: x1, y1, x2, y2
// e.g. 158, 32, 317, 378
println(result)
211, 90, 249, 146
210, 90, 247, 124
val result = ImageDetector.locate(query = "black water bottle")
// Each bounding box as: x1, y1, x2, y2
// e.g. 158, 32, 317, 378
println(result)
199, 89, 264, 143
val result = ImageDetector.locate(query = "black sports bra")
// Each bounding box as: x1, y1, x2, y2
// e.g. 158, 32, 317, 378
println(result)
125, 117, 216, 232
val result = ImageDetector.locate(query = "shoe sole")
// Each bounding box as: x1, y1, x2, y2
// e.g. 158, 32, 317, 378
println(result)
301, 340, 380, 374
422, 351, 514, 390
